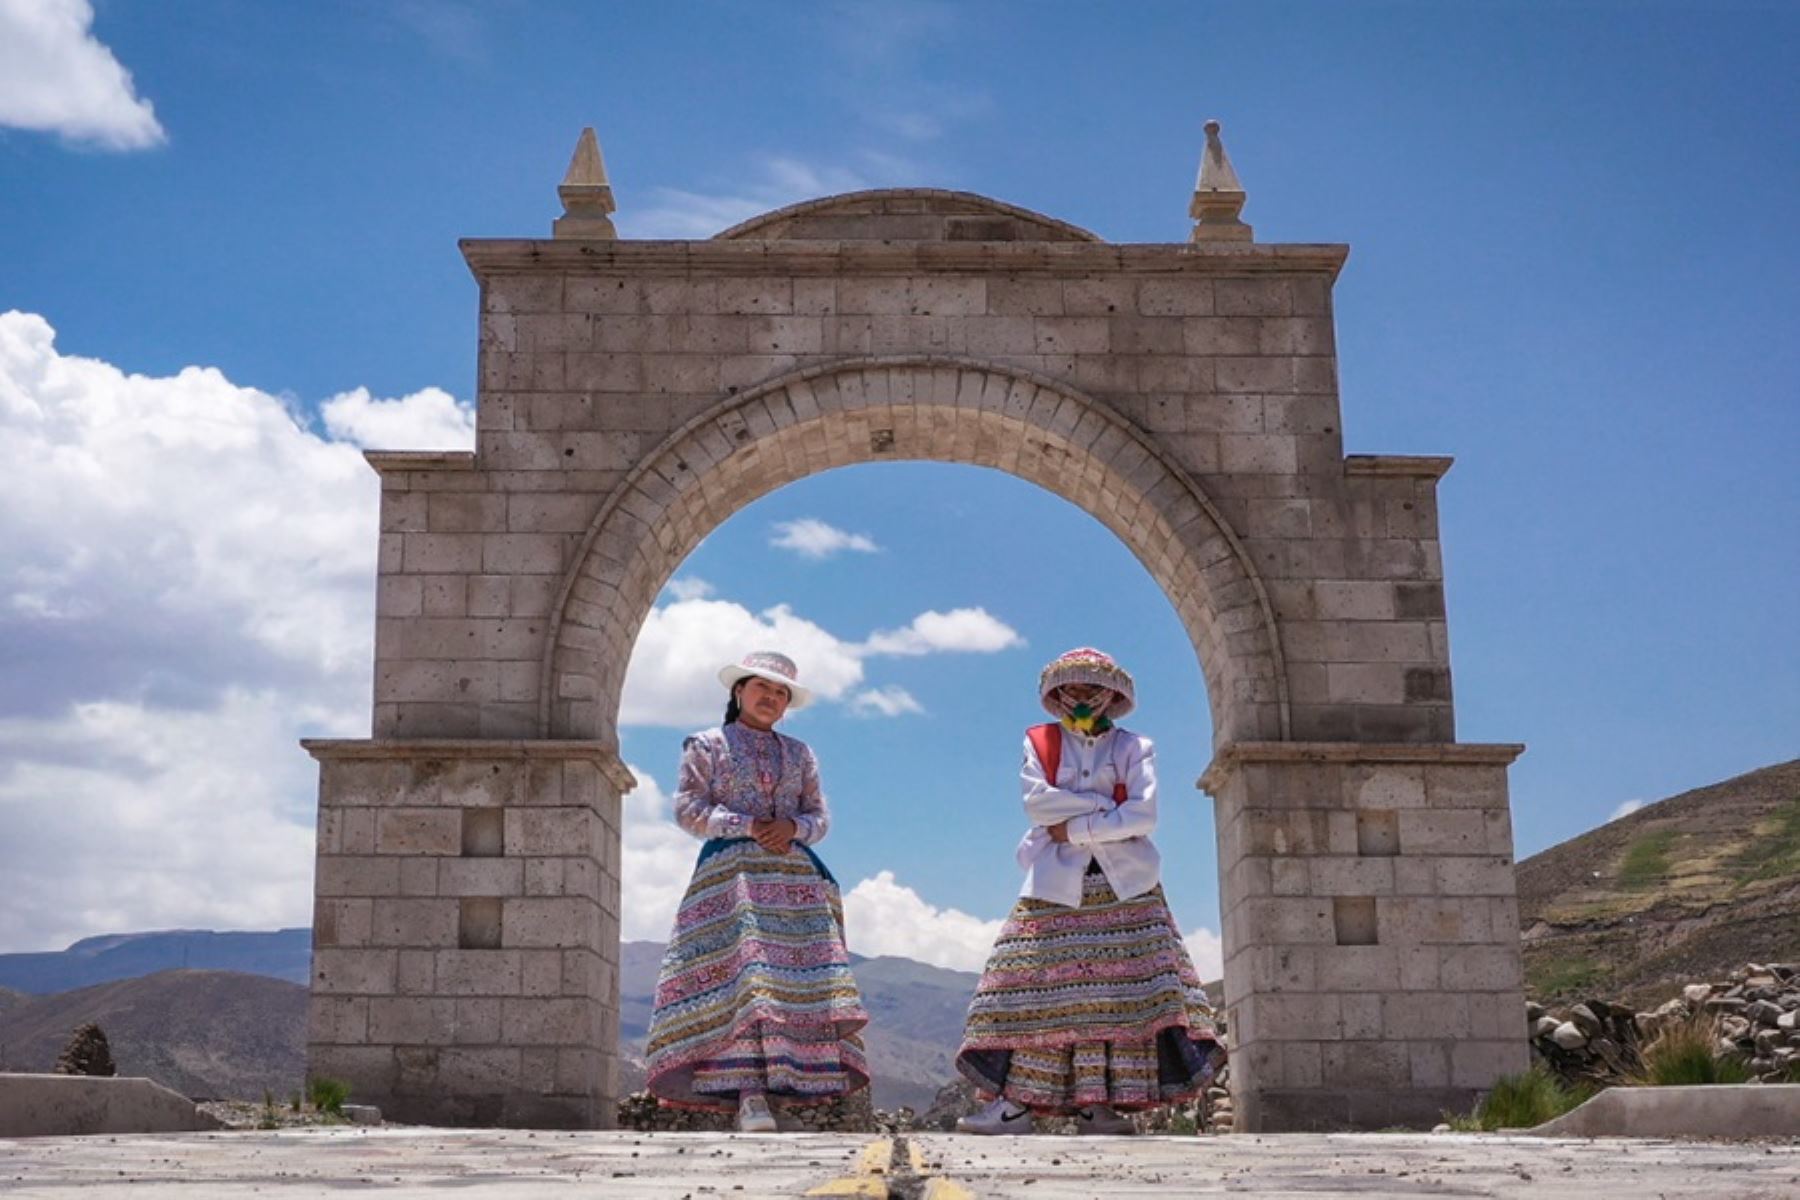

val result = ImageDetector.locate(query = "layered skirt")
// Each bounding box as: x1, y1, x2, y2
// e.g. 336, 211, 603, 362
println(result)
955, 870, 1225, 1113
645, 838, 870, 1111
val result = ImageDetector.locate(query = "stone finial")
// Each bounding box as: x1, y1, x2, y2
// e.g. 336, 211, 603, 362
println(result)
553, 127, 617, 239
1190, 119, 1253, 243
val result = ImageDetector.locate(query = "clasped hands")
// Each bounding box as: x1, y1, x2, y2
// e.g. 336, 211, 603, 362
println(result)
751, 816, 798, 854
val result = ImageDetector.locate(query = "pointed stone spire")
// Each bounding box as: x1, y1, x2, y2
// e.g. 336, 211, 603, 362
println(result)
1189, 120, 1253, 243
553, 127, 617, 239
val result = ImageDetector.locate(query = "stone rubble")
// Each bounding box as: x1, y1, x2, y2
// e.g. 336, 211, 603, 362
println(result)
1528, 961, 1800, 1086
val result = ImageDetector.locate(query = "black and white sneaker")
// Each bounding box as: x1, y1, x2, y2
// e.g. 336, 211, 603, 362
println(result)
956, 1096, 1034, 1135
1075, 1104, 1135, 1135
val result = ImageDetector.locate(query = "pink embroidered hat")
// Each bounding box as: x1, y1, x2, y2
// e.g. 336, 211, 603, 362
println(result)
718, 650, 813, 710
1038, 647, 1136, 719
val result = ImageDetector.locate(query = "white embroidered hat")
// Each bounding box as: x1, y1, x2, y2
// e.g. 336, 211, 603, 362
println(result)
718, 650, 813, 710
1038, 646, 1136, 719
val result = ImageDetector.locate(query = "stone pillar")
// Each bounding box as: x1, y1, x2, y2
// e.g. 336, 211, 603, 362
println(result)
1203, 742, 1529, 1131
302, 739, 629, 1128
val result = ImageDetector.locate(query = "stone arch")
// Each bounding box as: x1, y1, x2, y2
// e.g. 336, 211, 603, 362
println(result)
537, 356, 1289, 748
714, 188, 1103, 243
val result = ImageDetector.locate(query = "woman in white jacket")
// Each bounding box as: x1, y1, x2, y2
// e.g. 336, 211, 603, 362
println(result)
955, 648, 1225, 1135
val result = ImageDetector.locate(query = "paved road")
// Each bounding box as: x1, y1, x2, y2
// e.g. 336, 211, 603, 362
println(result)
3, 1128, 1798, 1197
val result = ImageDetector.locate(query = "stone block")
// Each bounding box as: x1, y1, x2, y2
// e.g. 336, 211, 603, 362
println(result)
1438, 946, 1525, 992
438, 857, 523, 897
309, 997, 369, 1044
397, 950, 436, 995
1321, 1040, 1410, 1086
376, 809, 463, 855
1247, 993, 1343, 1041
1435, 856, 1517, 897
435, 1047, 523, 1092
1314, 945, 1400, 993
316, 856, 401, 898
506, 808, 599, 857
504, 898, 602, 949
501, 997, 601, 1045
1340, 993, 1383, 1039
371, 898, 460, 947
522, 950, 564, 997
312, 949, 397, 996
314, 898, 373, 948
1310, 857, 1395, 896
1396, 810, 1489, 855
435, 949, 522, 996
368, 997, 457, 1045
1382, 992, 1473, 1041
1449, 1039, 1530, 1088
1408, 1041, 1451, 1087
399, 858, 438, 896
1238, 897, 1336, 944
1380, 897, 1492, 945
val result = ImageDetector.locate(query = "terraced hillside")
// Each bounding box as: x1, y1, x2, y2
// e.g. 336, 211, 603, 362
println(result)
1516, 758, 1800, 1007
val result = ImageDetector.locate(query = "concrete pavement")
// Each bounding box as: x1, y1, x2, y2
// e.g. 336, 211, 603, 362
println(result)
2, 1127, 1797, 1198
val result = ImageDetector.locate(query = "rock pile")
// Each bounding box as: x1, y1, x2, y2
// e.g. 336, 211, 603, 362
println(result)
1530, 962, 1800, 1085
54, 1023, 117, 1077
615, 1087, 877, 1133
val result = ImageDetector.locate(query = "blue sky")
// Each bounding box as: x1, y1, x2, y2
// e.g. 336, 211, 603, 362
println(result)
0, 1, 1795, 971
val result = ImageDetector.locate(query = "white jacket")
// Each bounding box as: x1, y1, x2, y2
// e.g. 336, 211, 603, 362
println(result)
1015, 725, 1161, 907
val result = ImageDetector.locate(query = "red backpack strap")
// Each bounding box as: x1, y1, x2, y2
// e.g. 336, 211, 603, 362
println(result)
1026, 723, 1062, 786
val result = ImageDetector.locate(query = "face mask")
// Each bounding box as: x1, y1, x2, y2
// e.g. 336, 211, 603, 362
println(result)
1060, 701, 1113, 735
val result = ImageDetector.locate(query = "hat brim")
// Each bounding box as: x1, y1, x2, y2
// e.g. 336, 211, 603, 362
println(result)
1040, 686, 1133, 721
719, 664, 813, 710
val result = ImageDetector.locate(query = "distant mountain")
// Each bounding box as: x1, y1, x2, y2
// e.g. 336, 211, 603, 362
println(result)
1517, 758, 1800, 1007
619, 941, 978, 1112
0, 928, 311, 993
0, 969, 306, 1100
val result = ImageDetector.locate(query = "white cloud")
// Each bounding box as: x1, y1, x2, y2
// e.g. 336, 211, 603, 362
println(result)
860, 608, 1025, 657
1183, 926, 1225, 983
0, 690, 343, 952
843, 870, 1003, 972
0, 0, 165, 149
0, 310, 468, 951
850, 686, 924, 718
622, 598, 869, 728
664, 576, 715, 602
623, 154, 898, 240
319, 385, 475, 451
623, 598, 1023, 728
618, 765, 700, 943
1608, 798, 1645, 822
770, 518, 879, 560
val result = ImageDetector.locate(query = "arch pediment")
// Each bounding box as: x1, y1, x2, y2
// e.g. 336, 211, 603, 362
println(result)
714, 188, 1103, 243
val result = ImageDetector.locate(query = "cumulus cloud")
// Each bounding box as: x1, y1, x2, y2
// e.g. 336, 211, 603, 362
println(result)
1183, 926, 1225, 983
618, 765, 699, 943
0, 0, 165, 149
319, 385, 475, 451
1608, 798, 1645, 822
0, 310, 468, 950
623, 598, 1022, 728
624, 154, 902, 240
860, 608, 1025, 657
622, 598, 869, 728
850, 686, 924, 718
843, 870, 1003, 971
770, 518, 879, 560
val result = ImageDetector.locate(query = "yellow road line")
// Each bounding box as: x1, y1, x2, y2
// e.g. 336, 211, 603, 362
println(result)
921, 1179, 978, 1200
804, 1137, 893, 1197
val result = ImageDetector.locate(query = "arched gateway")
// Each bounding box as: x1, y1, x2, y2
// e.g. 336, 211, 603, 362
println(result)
303, 128, 1527, 1132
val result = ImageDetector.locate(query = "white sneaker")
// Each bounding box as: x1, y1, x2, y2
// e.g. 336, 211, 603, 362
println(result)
737, 1092, 777, 1133
956, 1096, 1034, 1135
1075, 1104, 1135, 1136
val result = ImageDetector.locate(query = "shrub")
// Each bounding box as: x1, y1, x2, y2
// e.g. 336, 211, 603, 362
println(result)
307, 1076, 352, 1116
1448, 1065, 1592, 1131
1633, 1017, 1754, 1086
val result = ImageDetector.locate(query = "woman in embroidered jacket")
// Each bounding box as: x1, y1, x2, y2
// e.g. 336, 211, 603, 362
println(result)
955, 647, 1225, 1135
644, 651, 870, 1133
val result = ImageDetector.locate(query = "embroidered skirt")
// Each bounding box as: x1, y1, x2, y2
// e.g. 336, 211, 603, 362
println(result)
645, 838, 871, 1111
955, 871, 1224, 1113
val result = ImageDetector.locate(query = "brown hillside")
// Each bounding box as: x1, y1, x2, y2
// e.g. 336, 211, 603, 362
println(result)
1516, 758, 1800, 1007
0, 986, 27, 1015
0, 969, 305, 1100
